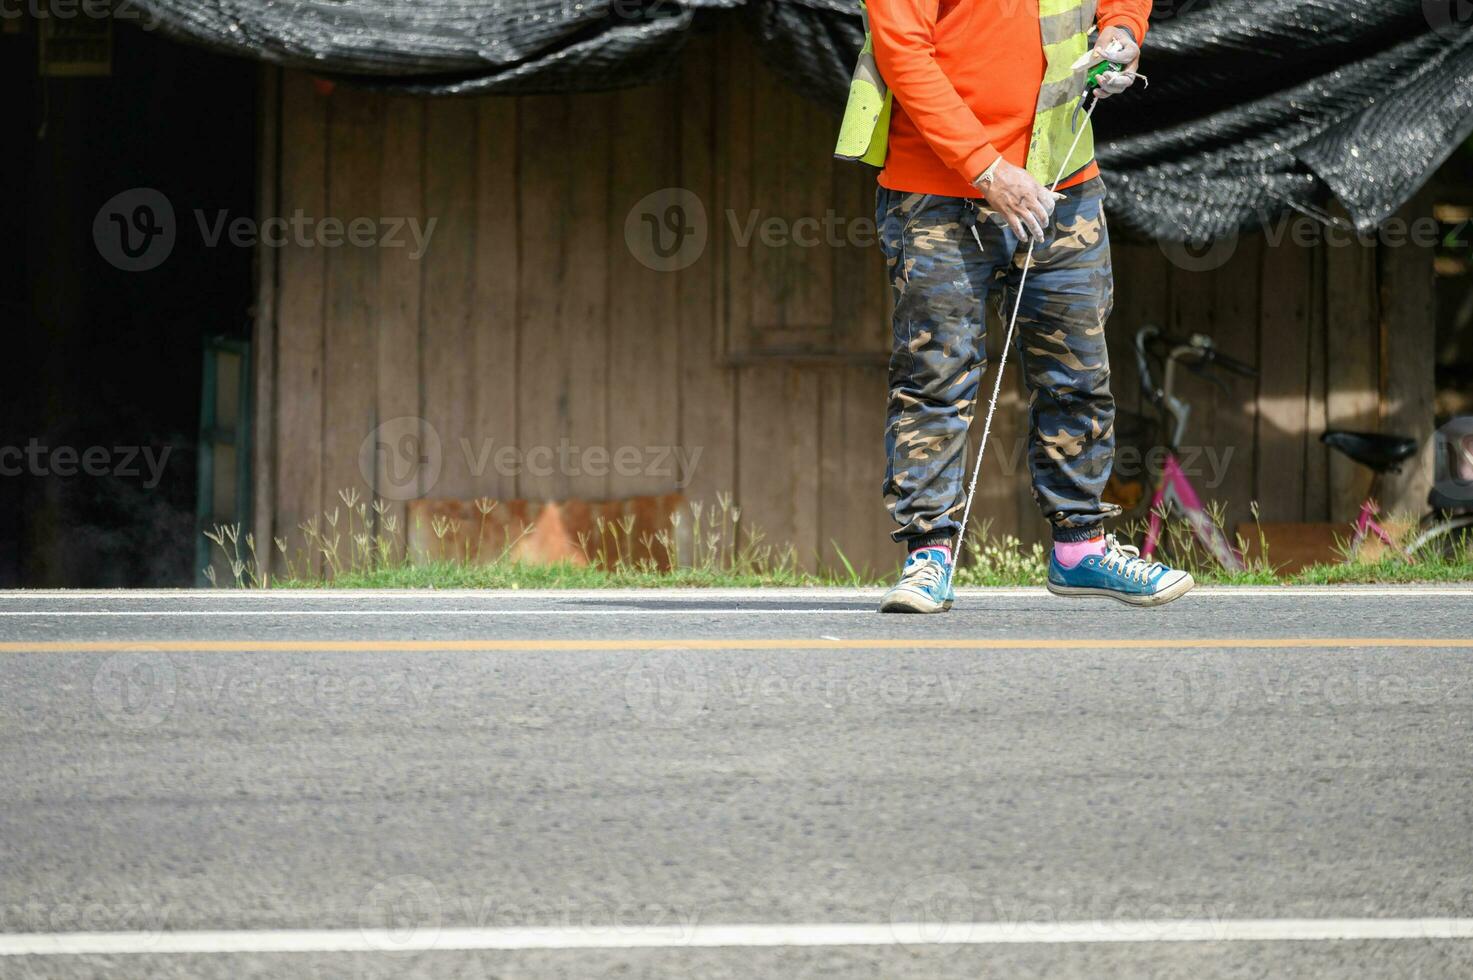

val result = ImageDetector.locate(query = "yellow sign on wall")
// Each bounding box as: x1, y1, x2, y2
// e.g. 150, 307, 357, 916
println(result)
38, 12, 113, 76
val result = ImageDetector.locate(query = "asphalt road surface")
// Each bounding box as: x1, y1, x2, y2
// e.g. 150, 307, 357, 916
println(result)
2, 586, 1472, 979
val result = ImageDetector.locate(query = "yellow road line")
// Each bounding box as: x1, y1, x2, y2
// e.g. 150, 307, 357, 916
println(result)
0, 637, 1467, 654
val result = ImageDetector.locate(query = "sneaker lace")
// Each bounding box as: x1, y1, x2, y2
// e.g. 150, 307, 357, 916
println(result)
905, 556, 946, 590
1098, 534, 1164, 584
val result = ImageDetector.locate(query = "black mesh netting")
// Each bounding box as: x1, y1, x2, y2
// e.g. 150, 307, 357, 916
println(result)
134, 0, 1473, 239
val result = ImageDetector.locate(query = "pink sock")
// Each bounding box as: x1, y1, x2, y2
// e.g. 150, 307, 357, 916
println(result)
1054, 536, 1105, 568
912, 543, 952, 564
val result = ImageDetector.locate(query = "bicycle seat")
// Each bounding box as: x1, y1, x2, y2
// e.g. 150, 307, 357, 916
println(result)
1321, 430, 1418, 473
1428, 485, 1471, 512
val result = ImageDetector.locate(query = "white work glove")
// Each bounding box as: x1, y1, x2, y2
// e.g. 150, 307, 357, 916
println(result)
973, 159, 1067, 243
1071, 25, 1143, 99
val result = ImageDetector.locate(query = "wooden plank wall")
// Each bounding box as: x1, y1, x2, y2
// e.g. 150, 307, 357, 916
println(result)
257, 30, 1437, 578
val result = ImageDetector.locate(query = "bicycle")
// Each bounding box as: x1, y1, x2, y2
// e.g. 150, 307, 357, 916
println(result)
1129, 326, 1258, 572
1321, 427, 1473, 561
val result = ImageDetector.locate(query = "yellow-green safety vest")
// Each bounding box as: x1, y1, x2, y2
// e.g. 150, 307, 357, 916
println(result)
834, 0, 1100, 187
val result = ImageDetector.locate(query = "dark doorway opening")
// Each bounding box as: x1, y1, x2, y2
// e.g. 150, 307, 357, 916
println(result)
0, 17, 257, 586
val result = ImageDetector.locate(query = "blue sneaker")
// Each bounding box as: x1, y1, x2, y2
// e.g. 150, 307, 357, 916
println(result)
879, 547, 955, 613
1046, 534, 1194, 607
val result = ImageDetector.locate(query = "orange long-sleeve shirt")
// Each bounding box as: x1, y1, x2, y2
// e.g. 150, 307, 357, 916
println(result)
869, 0, 1150, 197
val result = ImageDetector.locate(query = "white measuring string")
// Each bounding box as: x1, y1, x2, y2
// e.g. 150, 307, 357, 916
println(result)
953, 95, 1100, 564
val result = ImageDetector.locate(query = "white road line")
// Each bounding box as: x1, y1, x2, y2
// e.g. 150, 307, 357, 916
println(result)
0, 588, 881, 599
2, 588, 1469, 616
1, 587, 1470, 600
0, 609, 878, 618
3, 919, 1472, 956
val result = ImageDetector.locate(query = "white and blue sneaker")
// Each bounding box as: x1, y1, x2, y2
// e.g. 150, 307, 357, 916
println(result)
1046, 534, 1194, 607
879, 547, 955, 613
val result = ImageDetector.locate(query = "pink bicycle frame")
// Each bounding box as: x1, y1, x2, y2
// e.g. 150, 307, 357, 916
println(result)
1348, 499, 1408, 558
1142, 451, 1244, 571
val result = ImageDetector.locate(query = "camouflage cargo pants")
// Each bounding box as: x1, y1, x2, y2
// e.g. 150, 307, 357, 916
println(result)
877, 177, 1121, 548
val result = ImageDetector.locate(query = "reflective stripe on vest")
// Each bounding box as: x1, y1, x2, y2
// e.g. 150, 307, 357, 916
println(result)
1027, 0, 1098, 185
833, 6, 892, 166
835, 0, 1099, 181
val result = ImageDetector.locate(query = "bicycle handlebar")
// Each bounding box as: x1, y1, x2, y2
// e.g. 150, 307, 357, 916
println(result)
1132, 326, 1257, 450
1199, 346, 1257, 379
1132, 326, 1258, 391
1133, 326, 1163, 402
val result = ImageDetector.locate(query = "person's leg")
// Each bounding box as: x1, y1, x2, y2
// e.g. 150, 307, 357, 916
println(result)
1002, 177, 1192, 605
1005, 177, 1120, 543
875, 189, 1002, 612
